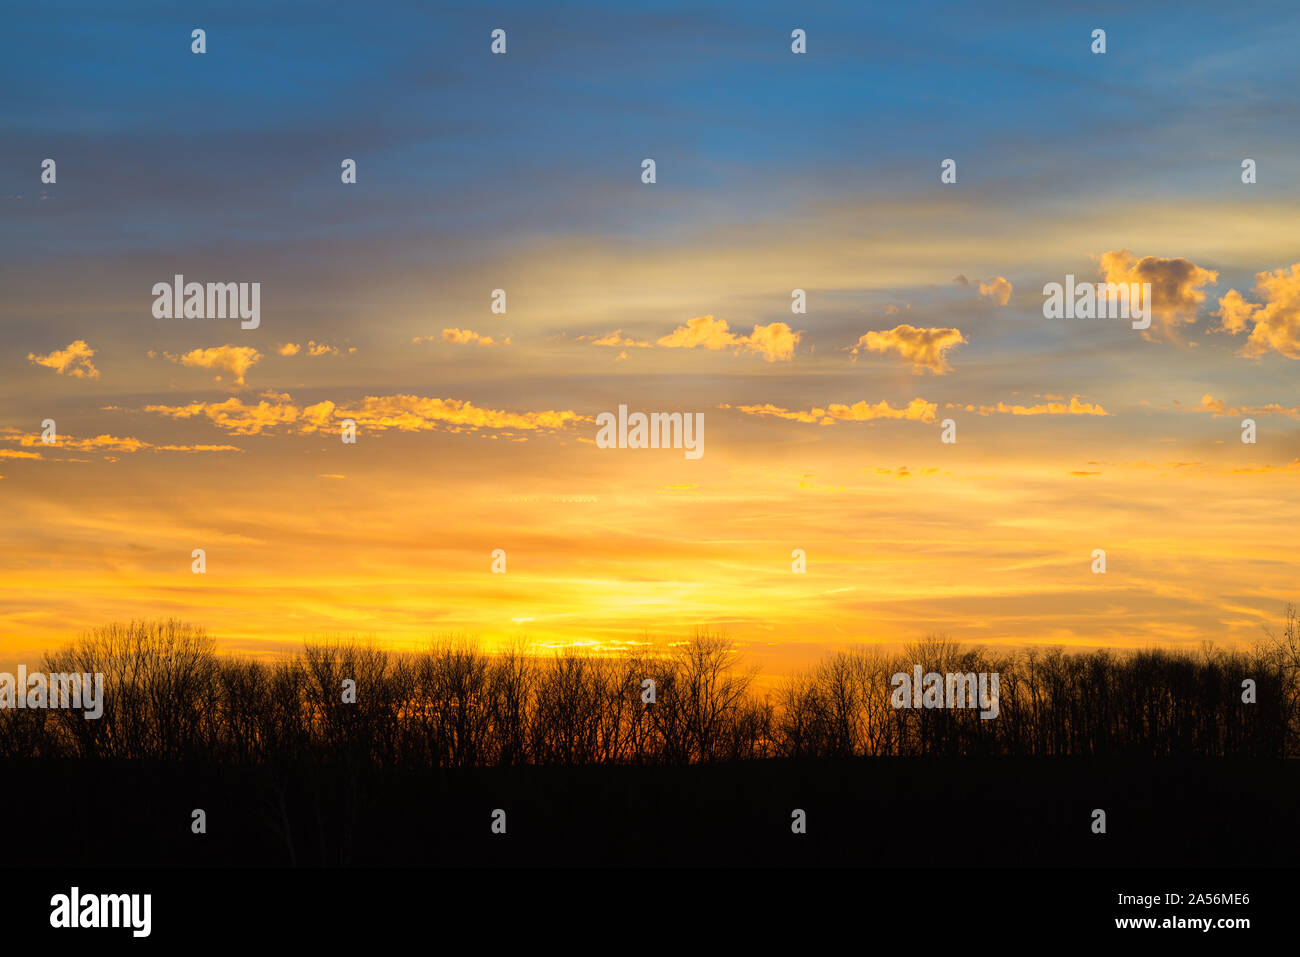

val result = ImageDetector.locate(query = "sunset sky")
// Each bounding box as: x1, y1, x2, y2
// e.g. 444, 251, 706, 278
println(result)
4, 1, 1300, 674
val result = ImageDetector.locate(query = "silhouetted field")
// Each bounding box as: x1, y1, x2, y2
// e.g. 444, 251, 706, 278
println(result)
3, 613, 1298, 865
6, 755, 1298, 866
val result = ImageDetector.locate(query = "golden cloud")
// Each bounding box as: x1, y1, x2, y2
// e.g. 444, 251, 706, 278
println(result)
1213, 263, 1300, 359
161, 345, 262, 386
1097, 250, 1218, 340
144, 397, 303, 435
309, 340, 355, 356
657, 315, 800, 362
0, 431, 239, 454
27, 340, 99, 379
586, 331, 652, 348
944, 396, 1109, 416
744, 322, 801, 362
421, 329, 511, 347
725, 398, 938, 425
978, 276, 1013, 305
1199, 394, 1300, 418
851, 324, 966, 374
145, 393, 586, 437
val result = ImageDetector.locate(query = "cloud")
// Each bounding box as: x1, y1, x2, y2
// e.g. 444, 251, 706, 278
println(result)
1198, 394, 1300, 418
143, 397, 311, 435
1213, 263, 1300, 359
27, 340, 99, 379
978, 276, 1013, 305
656, 315, 800, 362
743, 322, 800, 362
1231, 459, 1300, 475
145, 393, 586, 437
280, 340, 356, 356
0, 430, 239, 454
944, 396, 1109, 416
585, 330, 652, 348
338, 395, 579, 433
1097, 250, 1218, 340
851, 324, 966, 374
158, 345, 261, 385
657, 315, 738, 351
415, 329, 511, 347
724, 398, 938, 425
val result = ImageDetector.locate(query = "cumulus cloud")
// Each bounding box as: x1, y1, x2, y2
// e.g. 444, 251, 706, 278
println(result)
743, 322, 801, 362
278, 343, 301, 356
851, 324, 966, 374
27, 340, 99, 379
157, 345, 261, 385
145, 392, 586, 437
724, 398, 938, 425
944, 396, 1108, 416
656, 315, 800, 362
657, 315, 738, 351
977, 276, 1013, 305
1097, 250, 1218, 340
1213, 263, 1300, 359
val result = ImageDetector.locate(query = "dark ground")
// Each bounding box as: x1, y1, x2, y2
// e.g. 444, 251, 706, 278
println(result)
5, 756, 1295, 867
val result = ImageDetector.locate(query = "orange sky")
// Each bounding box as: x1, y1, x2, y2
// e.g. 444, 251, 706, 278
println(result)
6, 10, 1300, 677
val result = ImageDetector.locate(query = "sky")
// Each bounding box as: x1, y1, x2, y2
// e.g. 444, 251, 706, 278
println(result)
3, 1, 1300, 674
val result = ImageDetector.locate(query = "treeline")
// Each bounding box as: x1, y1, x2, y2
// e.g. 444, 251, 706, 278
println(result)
3, 609, 1299, 766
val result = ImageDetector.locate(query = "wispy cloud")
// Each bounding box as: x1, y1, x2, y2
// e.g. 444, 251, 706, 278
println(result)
1198, 394, 1300, 418
279, 340, 356, 357
144, 393, 587, 437
945, 396, 1109, 416
724, 398, 938, 425
0, 428, 239, 455
582, 330, 652, 348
